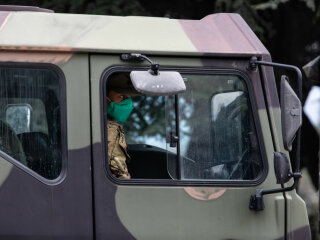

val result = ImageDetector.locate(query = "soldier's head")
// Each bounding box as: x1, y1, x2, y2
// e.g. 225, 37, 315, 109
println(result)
106, 72, 140, 101
106, 73, 138, 123
107, 90, 131, 105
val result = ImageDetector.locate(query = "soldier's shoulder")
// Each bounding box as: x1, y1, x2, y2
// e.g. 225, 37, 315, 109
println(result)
108, 120, 121, 129
107, 120, 124, 137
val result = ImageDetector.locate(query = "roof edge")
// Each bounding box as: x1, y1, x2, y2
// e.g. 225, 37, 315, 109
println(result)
0, 5, 54, 13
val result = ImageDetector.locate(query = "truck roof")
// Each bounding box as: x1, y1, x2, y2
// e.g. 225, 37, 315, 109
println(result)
0, 11, 269, 57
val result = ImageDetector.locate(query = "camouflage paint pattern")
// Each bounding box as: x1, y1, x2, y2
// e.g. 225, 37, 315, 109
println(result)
0, 10, 310, 240
89, 55, 290, 239
91, 53, 309, 239
0, 157, 12, 187
0, 51, 72, 63
0, 53, 94, 239
184, 187, 226, 200
0, 12, 267, 57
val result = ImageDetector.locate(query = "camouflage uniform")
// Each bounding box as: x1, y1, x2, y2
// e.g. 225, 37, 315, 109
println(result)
107, 120, 131, 179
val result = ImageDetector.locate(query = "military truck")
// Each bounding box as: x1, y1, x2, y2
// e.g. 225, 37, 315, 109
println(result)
0, 5, 311, 240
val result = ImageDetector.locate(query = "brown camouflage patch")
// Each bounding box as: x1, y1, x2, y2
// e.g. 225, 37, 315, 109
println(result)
0, 51, 73, 64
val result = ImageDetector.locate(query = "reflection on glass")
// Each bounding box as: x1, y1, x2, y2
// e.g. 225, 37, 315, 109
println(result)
211, 92, 244, 121
210, 91, 250, 179
177, 74, 262, 181
5, 104, 32, 134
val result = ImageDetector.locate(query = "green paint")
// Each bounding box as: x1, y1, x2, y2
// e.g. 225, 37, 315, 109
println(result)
115, 186, 285, 239
0, 158, 13, 187
61, 54, 91, 149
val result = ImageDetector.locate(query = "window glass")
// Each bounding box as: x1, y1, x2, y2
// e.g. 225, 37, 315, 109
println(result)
106, 72, 263, 182
125, 95, 166, 149
176, 74, 262, 180
0, 67, 62, 179
124, 95, 171, 179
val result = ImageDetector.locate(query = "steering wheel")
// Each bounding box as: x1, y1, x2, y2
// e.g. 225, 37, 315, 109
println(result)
0, 119, 27, 166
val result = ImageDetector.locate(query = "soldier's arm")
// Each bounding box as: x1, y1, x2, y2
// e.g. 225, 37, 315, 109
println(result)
108, 124, 131, 179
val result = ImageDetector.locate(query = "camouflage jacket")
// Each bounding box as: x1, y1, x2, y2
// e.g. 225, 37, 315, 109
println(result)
107, 120, 131, 179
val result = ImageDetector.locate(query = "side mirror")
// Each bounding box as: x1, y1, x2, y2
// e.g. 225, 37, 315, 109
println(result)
280, 76, 302, 151
274, 152, 291, 184
247, 58, 303, 211
130, 71, 186, 96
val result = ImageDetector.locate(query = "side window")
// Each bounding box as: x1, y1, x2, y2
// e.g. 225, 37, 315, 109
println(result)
175, 75, 262, 180
105, 71, 264, 183
0, 66, 62, 179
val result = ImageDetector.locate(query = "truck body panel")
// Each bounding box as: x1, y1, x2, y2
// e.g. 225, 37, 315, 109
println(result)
0, 10, 311, 240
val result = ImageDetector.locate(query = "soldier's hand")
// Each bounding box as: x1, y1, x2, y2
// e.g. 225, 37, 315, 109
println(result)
119, 173, 131, 179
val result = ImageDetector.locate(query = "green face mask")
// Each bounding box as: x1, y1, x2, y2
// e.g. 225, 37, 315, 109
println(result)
107, 98, 134, 123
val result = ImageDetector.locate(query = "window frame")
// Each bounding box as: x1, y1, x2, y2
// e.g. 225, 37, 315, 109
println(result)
0, 62, 68, 185
102, 66, 268, 187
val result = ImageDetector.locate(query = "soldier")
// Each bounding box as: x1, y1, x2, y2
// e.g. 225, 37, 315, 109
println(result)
107, 73, 137, 179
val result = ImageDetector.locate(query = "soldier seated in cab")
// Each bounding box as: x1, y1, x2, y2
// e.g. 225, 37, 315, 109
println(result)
106, 73, 139, 179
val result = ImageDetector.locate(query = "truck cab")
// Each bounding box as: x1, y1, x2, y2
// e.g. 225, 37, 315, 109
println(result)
0, 7, 311, 239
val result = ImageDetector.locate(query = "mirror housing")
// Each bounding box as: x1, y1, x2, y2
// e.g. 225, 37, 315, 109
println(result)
274, 152, 291, 184
130, 71, 186, 96
280, 76, 302, 151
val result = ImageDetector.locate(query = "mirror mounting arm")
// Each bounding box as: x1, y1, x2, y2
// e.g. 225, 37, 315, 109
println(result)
121, 53, 159, 75
248, 56, 302, 100
249, 171, 302, 211
247, 56, 303, 211
288, 172, 302, 178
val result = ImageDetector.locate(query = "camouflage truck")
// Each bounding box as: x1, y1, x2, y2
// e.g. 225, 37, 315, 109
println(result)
0, 5, 311, 240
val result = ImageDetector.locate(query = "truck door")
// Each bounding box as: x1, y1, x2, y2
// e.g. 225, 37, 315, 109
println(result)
0, 53, 93, 239
90, 55, 287, 240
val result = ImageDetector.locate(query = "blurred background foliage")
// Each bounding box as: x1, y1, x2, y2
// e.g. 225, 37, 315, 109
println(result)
2, 0, 320, 238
